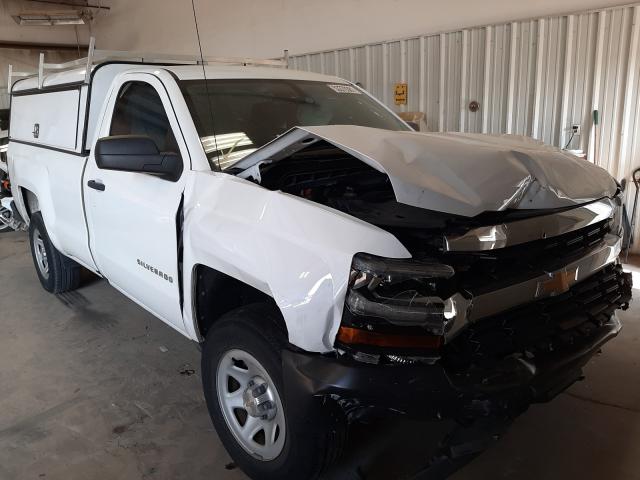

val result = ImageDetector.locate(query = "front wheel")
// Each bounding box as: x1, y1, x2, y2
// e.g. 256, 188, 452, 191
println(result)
201, 304, 346, 480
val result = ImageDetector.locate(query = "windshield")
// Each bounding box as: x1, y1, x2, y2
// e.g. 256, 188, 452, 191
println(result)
180, 79, 409, 170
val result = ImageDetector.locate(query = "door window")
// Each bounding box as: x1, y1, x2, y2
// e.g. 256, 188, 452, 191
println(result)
110, 81, 179, 153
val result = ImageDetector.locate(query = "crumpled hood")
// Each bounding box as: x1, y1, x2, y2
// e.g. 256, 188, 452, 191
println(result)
235, 125, 618, 217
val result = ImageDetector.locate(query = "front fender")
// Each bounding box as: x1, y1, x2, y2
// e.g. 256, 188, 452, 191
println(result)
182, 172, 410, 353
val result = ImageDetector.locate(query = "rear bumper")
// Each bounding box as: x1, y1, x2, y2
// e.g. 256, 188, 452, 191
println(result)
283, 315, 621, 420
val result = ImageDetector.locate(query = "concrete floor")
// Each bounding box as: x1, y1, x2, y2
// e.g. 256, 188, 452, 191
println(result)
0, 228, 639, 480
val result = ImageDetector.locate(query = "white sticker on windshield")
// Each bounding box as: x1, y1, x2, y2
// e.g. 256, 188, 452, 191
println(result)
328, 84, 362, 94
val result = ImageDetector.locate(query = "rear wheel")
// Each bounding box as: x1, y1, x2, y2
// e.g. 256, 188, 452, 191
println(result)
202, 304, 346, 480
29, 212, 82, 293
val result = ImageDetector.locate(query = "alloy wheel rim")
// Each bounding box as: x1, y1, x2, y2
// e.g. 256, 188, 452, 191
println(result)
0, 208, 10, 231
216, 349, 286, 461
33, 229, 49, 279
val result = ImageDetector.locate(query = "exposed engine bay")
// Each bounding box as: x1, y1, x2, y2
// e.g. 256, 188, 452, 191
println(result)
245, 140, 625, 296
249, 141, 463, 254
256, 142, 443, 228
245, 140, 604, 259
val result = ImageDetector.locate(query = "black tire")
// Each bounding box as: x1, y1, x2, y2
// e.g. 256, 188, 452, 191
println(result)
29, 212, 82, 293
202, 303, 346, 480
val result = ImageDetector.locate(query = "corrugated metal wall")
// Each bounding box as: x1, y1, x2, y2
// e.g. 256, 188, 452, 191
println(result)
290, 4, 640, 252
0, 87, 8, 110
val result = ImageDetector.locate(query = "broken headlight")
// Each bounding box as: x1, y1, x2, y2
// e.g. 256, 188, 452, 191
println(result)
337, 253, 463, 357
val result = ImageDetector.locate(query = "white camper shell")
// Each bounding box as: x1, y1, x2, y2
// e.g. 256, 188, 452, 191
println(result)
8, 43, 290, 155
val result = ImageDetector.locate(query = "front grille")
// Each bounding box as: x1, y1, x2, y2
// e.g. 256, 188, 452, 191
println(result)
444, 220, 612, 293
443, 263, 632, 372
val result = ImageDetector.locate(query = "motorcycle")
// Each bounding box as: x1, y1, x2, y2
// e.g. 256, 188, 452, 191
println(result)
0, 140, 26, 233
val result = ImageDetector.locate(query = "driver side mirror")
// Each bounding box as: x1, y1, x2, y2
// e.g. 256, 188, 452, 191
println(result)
95, 135, 183, 182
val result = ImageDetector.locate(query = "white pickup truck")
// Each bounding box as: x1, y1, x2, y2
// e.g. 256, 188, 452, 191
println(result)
6, 57, 633, 479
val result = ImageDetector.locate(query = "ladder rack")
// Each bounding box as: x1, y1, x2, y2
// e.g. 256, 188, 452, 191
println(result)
6, 65, 34, 93
7, 37, 290, 93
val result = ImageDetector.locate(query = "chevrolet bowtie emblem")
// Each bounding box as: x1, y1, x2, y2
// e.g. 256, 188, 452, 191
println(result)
537, 267, 579, 297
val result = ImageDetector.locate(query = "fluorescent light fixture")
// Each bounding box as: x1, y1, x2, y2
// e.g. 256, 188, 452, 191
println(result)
12, 11, 86, 26
201, 132, 254, 154
200, 132, 257, 169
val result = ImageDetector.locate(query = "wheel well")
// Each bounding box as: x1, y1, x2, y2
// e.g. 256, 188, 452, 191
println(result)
193, 265, 286, 341
20, 187, 39, 220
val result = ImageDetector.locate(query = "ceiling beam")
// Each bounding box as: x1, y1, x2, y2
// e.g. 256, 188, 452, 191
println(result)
26, 0, 111, 10
0, 40, 89, 51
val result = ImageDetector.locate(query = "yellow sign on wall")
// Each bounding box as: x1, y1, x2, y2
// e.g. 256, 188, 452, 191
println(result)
394, 83, 408, 105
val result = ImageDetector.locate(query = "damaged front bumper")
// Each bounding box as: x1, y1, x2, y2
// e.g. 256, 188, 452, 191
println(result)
283, 316, 622, 421
283, 263, 632, 422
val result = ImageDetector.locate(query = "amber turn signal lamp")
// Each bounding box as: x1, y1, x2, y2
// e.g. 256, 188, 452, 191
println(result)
336, 326, 443, 349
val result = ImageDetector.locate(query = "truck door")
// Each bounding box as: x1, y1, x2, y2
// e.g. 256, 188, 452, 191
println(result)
84, 74, 188, 332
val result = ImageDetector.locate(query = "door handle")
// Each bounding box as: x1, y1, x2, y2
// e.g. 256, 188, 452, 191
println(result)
87, 180, 105, 191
